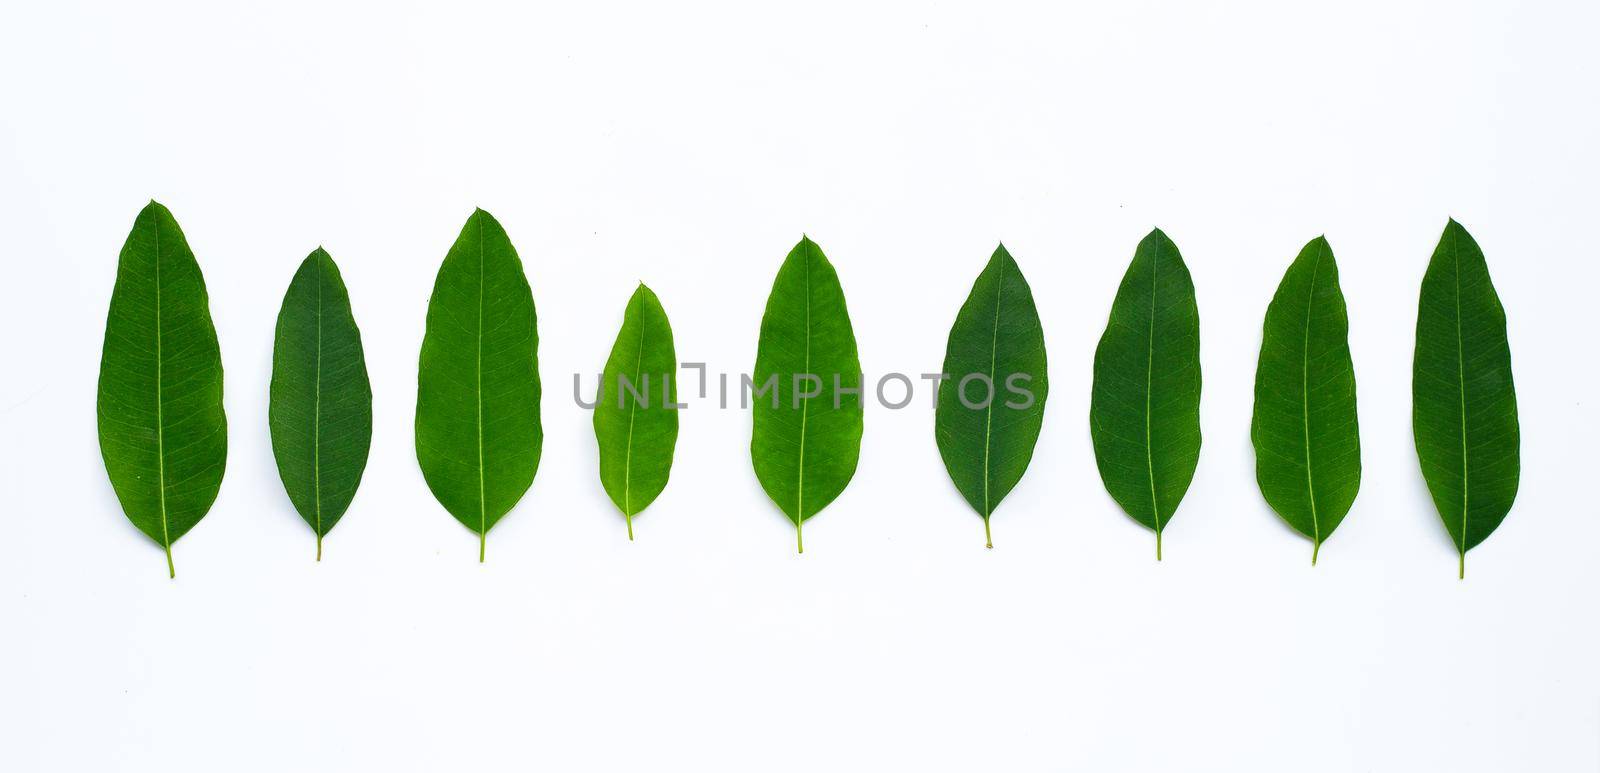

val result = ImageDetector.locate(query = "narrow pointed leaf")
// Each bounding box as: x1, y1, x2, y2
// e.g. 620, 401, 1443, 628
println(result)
1251, 237, 1361, 563
934, 244, 1048, 548
96, 201, 227, 577
1413, 219, 1520, 578
751, 236, 863, 552
415, 209, 542, 560
594, 284, 679, 539
269, 248, 373, 560
1089, 228, 1202, 559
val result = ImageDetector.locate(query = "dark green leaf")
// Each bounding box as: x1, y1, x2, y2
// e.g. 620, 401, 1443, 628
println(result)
269, 248, 373, 560
96, 201, 227, 578
934, 244, 1048, 548
1089, 228, 1202, 559
415, 209, 542, 561
594, 283, 679, 539
1251, 236, 1361, 564
1413, 219, 1520, 578
751, 236, 863, 553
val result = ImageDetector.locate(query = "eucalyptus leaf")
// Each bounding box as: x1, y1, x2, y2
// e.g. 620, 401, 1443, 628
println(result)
934, 244, 1048, 548
415, 209, 542, 561
97, 201, 227, 578
1413, 219, 1519, 578
594, 283, 679, 539
269, 248, 373, 560
751, 236, 863, 553
1088, 228, 1202, 559
1251, 237, 1361, 564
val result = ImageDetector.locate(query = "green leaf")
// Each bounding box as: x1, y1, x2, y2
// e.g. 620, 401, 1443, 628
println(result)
1413, 219, 1520, 578
1251, 237, 1361, 564
96, 201, 227, 578
268, 248, 373, 560
593, 283, 679, 539
415, 209, 542, 561
751, 236, 863, 553
1089, 228, 1202, 559
934, 244, 1049, 548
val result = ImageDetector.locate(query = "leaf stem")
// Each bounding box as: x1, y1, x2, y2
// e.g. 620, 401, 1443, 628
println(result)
479, 531, 486, 563
626, 513, 634, 541
983, 516, 993, 549
316, 534, 323, 562
796, 517, 804, 554
1311, 540, 1319, 566
1155, 530, 1163, 561
165, 544, 175, 579
1458, 551, 1465, 580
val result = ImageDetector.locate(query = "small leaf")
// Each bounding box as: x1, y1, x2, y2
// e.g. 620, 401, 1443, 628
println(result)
97, 201, 228, 578
1413, 219, 1520, 578
593, 284, 680, 539
934, 244, 1049, 548
268, 248, 373, 560
1251, 237, 1361, 564
751, 236, 863, 553
416, 209, 542, 561
1089, 228, 1202, 559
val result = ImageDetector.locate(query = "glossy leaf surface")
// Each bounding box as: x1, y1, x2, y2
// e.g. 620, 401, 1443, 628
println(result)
934, 244, 1049, 548
751, 236, 863, 552
97, 201, 227, 577
416, 209, 542, 560
269, 248, 373, 560
594, 284, 679, 539
1088, 229, 1201, 559
1413, 219, 1520, 577
1251, 237, 1361, 563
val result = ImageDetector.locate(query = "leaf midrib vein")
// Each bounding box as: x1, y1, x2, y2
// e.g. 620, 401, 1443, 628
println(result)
153, 217, 170, 562
982, 254, 1005, 518
1451, 230, 1469, 560
796, 245, 812, 536
476, 221, 487, 549
1301, 244, 1322, 548
1144, 249, 1160, 535
623, 291, 647, 518
313, 256, 324, 545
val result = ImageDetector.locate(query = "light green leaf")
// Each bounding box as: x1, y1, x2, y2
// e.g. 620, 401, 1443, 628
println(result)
97, 201, 227, 578
1413, 219, 1520, 578
934, 244, 1048, 548
269, 248, 373, 560
1089, 228, 1202, 559
1251, 236, 1361, 564
751, 236, 863, 553
594, 283, 679, 539
415, 209, 542, 561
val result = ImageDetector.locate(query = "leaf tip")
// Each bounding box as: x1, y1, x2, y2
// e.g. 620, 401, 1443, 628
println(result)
1141, 227, 1175, 253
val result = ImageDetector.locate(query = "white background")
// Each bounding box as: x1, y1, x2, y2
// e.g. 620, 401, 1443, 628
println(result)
1, 1, 1596, 770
